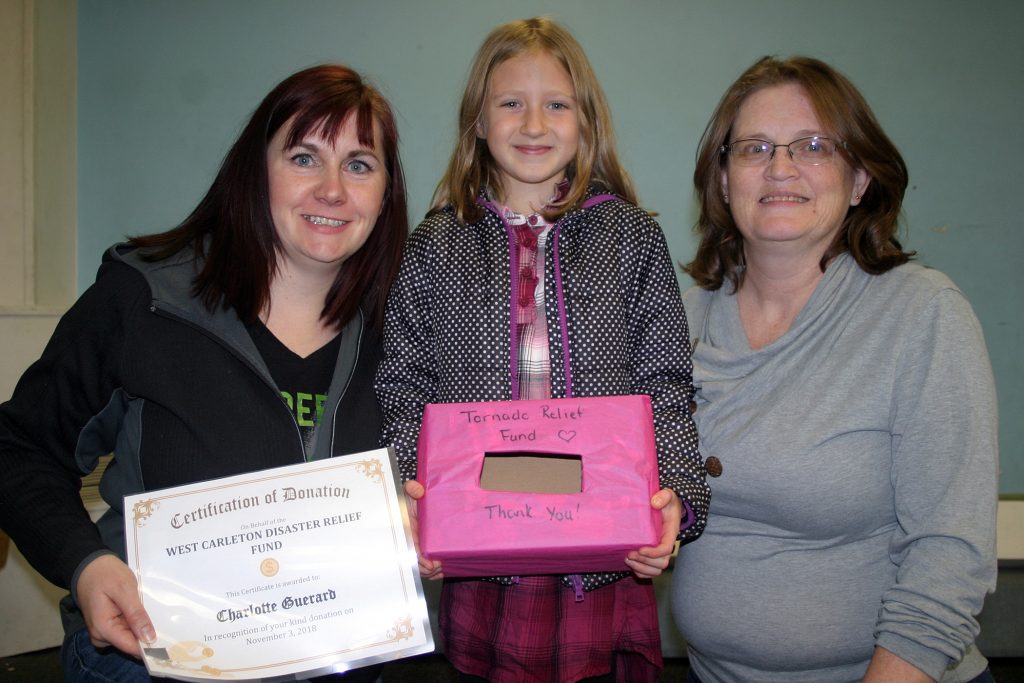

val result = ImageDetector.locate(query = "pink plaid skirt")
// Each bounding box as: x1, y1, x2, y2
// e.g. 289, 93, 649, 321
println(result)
440, 575, 663, 683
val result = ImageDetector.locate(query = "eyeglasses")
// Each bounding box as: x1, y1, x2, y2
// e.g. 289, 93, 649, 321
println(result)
721, 136, 844, 166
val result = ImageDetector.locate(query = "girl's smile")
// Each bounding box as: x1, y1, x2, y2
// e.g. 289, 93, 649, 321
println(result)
476, 50, 579, 214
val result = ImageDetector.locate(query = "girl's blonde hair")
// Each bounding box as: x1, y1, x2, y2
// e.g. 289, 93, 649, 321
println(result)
431, 17, 637, 222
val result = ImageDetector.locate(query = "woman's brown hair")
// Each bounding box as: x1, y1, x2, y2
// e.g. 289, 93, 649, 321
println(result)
686, 55, 912, 291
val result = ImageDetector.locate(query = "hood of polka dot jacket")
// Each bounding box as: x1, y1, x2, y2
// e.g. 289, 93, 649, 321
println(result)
376, 189, 710, 583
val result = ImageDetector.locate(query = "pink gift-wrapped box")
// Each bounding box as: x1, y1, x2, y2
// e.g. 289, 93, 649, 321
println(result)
417, 395, 661, 577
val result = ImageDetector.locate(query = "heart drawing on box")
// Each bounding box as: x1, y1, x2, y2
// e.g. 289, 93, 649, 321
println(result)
557, 430, 577, 443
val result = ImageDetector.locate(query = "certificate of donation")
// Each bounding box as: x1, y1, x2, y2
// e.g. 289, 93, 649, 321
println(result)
124, 447, 433, 681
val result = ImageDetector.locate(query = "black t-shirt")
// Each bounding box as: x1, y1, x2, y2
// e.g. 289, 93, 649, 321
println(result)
247, 319, 341, 453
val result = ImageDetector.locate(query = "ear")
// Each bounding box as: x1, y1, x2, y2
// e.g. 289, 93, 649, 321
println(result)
850, 167, 871, 206
720, 168, 729, 204
475, 118, 486, 138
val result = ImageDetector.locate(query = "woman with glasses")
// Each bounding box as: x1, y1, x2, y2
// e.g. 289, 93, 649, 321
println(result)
670, 56, 997, 683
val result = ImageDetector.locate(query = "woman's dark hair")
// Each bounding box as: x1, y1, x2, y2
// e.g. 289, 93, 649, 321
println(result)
130, 64, 407, 330
685, 55, 912, 291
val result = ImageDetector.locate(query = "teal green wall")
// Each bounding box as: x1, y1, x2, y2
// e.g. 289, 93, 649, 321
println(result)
78, 0, 1023, 492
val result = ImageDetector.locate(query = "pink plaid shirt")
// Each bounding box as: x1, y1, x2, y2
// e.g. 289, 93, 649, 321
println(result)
502, 206, 553, 401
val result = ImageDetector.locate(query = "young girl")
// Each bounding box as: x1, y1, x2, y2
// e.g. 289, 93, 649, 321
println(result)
376, 18, 709, 682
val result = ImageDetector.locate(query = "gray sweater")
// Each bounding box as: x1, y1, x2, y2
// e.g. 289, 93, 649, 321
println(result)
670, 254, 998, 683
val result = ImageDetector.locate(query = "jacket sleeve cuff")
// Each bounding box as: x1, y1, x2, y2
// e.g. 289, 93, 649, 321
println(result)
663, 477, 709, 542
70, 549, 119, 606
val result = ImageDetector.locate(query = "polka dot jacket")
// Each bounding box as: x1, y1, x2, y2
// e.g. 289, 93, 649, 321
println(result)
376, 187, 710, 590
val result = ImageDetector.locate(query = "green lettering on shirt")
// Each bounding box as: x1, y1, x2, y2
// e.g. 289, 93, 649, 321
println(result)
279, 391, 327, 427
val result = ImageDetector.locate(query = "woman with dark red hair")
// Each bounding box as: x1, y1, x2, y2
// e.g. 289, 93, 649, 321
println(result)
0, 64, 408, 682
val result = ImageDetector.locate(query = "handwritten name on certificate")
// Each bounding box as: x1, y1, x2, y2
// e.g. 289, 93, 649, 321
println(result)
124, 447, 433, 681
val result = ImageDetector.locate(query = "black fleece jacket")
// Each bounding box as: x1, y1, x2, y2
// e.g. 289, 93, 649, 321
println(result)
0, 244, 383, 595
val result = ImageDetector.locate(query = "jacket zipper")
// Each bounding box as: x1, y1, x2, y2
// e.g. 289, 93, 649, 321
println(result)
483, 194, 617, 398
324, 309, 363, 459
482, 194, 619, 599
